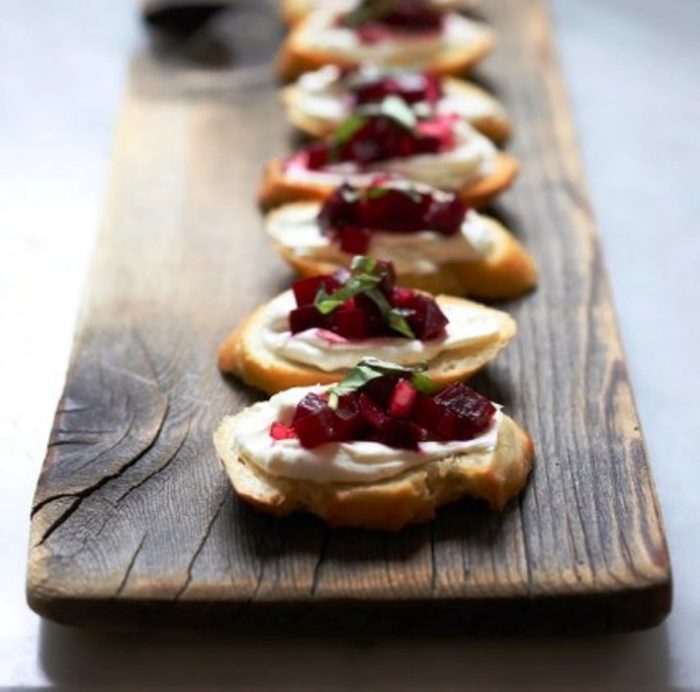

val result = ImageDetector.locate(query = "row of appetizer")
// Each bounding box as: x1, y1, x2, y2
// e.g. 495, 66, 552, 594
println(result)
214, 0, 535, 531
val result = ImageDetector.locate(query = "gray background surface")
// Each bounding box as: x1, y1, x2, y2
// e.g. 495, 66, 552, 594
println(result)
1, 0, 698, 688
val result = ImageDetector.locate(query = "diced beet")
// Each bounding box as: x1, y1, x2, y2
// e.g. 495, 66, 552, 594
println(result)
412, 393, 443, 434
376, 259, 396, 292
390, 287, 415, 308
434, 409, 463, 441
424, 194, 468, 235
292, 394, 338, 448
351, 72, 443, 107
269, 421, 297, 441
289, 305, 323, 334
375, 418, 423, 450
292, 392, 328, 424
361, 375, 398, 408
343, 0, 443, 43
353, 293, 387, 334
292, 275, 338, 306
333, 308, 371, 339
416, 114, 457, 151
287, 376, 496, 451
338, 226, 371, 254
358, 392, 386, 429
432, 383, 497, 439
333, 393, 365, 440
304, 142, 329, 170
388, 379, 417, 418
403, 292, 449, 340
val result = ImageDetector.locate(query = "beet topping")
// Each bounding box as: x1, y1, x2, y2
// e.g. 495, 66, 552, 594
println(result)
269, 359, 497, 450
348, 70, 443, 107
318, 179, 468, 254
284, 97, 457, 172
340, 0, 443, 44
289, 256, 448, 341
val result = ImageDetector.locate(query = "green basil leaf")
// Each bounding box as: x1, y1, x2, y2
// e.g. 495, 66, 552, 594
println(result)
315, 273, 381, 314
350, 255, 379, 275
365, 287, 416, 339
332, 113, 368, 154
411, 371, 438, 395
327, 358, 433, 402
366, 186, 391, 200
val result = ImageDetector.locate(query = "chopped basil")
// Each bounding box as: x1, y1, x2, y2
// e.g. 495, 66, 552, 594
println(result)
330, 113, 368, 160
327, 358, 433, 408
366, 186, 391, 200
350, 255, 378, 273
410, 370, 438, 395
314, 273, 381, 314
313, 256, 415, 339
364, 287, 415, 339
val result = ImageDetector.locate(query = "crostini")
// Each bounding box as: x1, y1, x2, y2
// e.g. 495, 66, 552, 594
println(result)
219, 256, 516, 393
259, 96, 517, 210
214, 358, 533, 530
280, 0, 483, 28
278, 0, 494, 81
282, 65, 512, 143
265, 178, 537, 299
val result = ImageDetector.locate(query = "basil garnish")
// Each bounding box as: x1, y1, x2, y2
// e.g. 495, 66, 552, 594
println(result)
327, 358, 435, 409
313, 256, 415, 339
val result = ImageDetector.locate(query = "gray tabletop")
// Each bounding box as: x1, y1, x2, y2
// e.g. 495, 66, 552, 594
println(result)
1, 0, 698, 688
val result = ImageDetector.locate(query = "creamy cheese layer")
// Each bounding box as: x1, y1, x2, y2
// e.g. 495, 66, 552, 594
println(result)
261, 291, 502, 371
299, 11, 490, 69
227, 385, 502, 484
266, 202, 496, 274
284, 118, 497, 190
290, 65, 504, 126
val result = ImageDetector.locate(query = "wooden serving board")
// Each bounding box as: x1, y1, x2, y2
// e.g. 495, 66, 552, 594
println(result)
27, 0, 672, 632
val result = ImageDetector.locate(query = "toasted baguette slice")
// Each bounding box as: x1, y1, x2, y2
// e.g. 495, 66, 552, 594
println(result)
280, 0, 483, 27
278, 13, 494, 82
267, 205, 537, 300
282, 75, 513, 144
214, 410, 533, 530
258, 153, 518, 212
218, 293, 516, 394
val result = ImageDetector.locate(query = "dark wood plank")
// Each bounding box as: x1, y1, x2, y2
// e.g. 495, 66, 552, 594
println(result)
26, 0, 672, 632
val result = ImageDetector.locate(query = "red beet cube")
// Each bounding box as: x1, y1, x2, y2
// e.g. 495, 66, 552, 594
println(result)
432, 383, 496, 439
289, 305, 323, 334
360, 375, 398, 408
292, 393, 338, 448
333, 308, 371, 339
338, 226, 371, 254
405, 292, 449, 340
358, 392, 386, 429
388, 379, 417, 418
412, 393, 443, 434
292, 275, 339, 306
269, 421, 297, 441
375, 418, 423, 450
333, 393, 364, 440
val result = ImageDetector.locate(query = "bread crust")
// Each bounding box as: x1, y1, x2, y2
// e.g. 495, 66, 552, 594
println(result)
282, 75, 513, 144
258, 153, 518, 212
267, 209, 537, 300
214, 411, 534, 530
277, 14, 495, 81
218, 293, 517, 393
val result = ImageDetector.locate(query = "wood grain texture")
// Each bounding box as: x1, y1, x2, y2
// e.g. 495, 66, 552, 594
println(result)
26, 0, 672, 633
